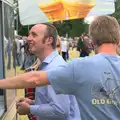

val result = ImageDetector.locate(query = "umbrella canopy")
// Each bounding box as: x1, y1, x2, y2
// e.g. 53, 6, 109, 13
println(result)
38, 0, 96, 22
18, 0, 96, 25
18, 0, 49, 25
18, 0, 115, 25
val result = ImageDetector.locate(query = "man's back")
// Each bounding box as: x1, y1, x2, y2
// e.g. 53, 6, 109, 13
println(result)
72, 54, 120, 120
47, 53, 120, 120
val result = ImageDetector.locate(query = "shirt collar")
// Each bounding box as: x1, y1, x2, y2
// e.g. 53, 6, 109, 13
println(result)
42, 50, 59, 64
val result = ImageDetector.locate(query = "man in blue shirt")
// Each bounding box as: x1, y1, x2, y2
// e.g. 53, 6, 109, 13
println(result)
16, 23, 80, 120
0, 16, 120, 120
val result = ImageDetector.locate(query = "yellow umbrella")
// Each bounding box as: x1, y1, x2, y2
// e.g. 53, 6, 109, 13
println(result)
38, 0, 96, 22
18, 0, 115, 25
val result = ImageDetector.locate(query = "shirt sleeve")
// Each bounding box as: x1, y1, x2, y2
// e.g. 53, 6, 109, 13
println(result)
30, 101, 69, 119
46, 61, 76, 95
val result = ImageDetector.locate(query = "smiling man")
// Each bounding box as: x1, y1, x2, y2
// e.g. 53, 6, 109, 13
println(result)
16, 23, 80, 120
0, 16, 120, 120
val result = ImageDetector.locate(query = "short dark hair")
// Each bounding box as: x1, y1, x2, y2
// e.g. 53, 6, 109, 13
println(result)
43, 23, 58, 49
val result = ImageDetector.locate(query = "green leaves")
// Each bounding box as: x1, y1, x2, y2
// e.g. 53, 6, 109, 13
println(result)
53, 19, 88, 38
112, 0, 120, 22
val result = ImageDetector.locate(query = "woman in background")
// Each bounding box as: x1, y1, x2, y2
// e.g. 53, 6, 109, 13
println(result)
56, 35, 61, 55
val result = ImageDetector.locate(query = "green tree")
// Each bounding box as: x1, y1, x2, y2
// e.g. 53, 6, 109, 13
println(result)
69, 19, 88, 38
77, 37, 83, 51
54, 19, 88, 38
15, 12, 32, 36
112, 0, 120, 22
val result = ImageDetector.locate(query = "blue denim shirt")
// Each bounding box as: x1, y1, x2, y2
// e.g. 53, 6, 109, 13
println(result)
30, 51, 80, 120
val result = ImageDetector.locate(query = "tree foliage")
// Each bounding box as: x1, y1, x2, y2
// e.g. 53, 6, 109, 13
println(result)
53, 19, 88, 38
17, 18, 88, 37
112, 0, 120, 22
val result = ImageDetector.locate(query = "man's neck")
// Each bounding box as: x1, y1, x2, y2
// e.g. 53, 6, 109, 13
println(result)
38, 49, 54, 62
97, 43, 118, 55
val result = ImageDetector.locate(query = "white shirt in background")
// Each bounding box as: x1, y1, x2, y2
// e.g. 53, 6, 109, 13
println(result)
19, 39, 25, 53
61, 40, 68, 52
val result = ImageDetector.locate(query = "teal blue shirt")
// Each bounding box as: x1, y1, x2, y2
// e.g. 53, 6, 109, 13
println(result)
47, 53, 120, 120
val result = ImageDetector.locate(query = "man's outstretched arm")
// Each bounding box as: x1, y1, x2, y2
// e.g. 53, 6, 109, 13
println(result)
0, 64, 75, 95
0, 71, 49, 89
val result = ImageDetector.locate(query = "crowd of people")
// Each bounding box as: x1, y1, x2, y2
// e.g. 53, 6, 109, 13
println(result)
14, 36, 37, 70
1, 15, 120, 120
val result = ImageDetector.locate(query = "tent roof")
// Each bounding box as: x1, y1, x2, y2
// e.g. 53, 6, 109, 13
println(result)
18, 0, 115, 25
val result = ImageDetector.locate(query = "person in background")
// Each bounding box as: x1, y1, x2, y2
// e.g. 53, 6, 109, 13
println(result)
18, 36, 26, 69
56, 35, 62, 55
20, 36, 28, 70
61, 37, 68, 61
23, 42, 37, 70
12, 37, 17, 68
66, 41, 69, 60
82, 35, 94, 55
15, 36, 21, 66
7, 38, 11, 69
4, 36, 8, 59
79, 34, 89, 57
78, 34, 94, 57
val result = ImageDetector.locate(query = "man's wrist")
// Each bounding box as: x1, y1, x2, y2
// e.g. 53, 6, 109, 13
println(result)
30, 105, 39, 115
29, 100, 35, 105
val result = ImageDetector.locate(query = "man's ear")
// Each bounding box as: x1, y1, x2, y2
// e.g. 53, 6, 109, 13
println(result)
46, 37, 53, 45
116, 45, 120, 56
118, 41, 120, 45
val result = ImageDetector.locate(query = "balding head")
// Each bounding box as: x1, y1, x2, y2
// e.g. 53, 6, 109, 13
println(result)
31, 23, 58, 49
31, 24, 47, 32
30, 24, 47, 39
27, 23, 58, 57
89, 16, 120, 46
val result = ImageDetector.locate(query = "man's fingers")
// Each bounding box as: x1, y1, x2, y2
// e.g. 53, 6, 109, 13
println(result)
17, 107, 21, 115
17, 98, 25, 102
16, 102, 22, 109
16, 98, 25, 106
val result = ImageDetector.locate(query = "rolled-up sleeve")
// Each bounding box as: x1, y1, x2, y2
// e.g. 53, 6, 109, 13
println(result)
30, 101, 69, 119
46, 61, 75, 95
